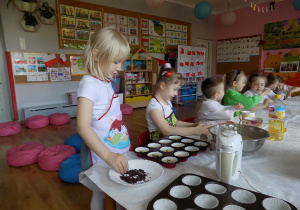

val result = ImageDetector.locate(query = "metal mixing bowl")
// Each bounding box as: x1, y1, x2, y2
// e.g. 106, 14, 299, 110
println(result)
209, 124, 270, 155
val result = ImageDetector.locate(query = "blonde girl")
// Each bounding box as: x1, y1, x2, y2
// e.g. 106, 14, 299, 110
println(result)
223, 69, 271, 112
146, 64, 210, 141
244, 73, 273, 111
77, 28, 129, 210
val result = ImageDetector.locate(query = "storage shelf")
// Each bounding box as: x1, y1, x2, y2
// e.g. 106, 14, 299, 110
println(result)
120, 48, 158, 108
124, 70, 152, 72
126, 93, 152, 97
174, 81, 201, 104
178, 94, 196, 97
125, 82, 152, 84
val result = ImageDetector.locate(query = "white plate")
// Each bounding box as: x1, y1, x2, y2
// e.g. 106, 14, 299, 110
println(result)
109, 159, 164, 186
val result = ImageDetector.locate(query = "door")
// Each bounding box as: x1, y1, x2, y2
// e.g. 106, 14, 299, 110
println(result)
0, 16, 13, 123
197, 39, 213, 78
196, 39, 213, 96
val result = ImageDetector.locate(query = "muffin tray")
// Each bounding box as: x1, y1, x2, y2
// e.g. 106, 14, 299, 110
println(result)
133, 135, 210, 168
147, 173, 297, 210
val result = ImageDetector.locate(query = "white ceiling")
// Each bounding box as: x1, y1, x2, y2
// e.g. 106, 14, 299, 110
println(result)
166, 0, 276, 15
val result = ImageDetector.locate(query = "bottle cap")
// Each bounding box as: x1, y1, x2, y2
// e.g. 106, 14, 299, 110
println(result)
275, 94, 281, 99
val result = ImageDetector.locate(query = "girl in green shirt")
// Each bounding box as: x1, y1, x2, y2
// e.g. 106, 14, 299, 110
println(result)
223, 69, 271, 113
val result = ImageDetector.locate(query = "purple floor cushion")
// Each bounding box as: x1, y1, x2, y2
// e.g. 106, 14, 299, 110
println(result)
25, 115, 49, 129
6, 142, 45, 167
0, 121, 22, 137
49, 113, 70, 125
59, 154, 81, 183
38, 145, 76, 171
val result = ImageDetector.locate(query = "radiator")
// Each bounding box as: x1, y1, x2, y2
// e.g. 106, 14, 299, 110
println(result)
23, 103, 77, 119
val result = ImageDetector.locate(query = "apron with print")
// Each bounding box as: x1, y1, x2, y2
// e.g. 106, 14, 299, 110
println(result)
149, 97, 176, 141
81, 80, 130, 171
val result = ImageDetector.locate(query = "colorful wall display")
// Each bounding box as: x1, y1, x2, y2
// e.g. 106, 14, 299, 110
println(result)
57, 0, 191, 51
264, 18, 300, 50
177, 45, 206, 79
59, 4, 102, 49
11, 52, 48, 75
166, 23, 188, 47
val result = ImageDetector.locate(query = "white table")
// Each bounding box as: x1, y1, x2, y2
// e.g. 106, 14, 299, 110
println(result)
80, 97, 300, 210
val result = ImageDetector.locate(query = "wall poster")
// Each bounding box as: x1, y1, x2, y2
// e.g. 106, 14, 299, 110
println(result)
264, 18, 300, 50
11, 52, 48, 75
217, 36, 260, 63
70, 56, 85, 75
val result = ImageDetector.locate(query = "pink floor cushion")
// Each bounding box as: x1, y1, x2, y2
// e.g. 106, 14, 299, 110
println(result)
6, 142, 45, 167
25, 115, 49, 129
49, 113, 70, 125
120, 104, 133, 115
38, 145, 76, 171
0, 121, 22, 137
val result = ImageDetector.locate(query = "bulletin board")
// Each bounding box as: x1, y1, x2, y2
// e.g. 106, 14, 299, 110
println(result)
56, 0, 191, 53
8, 51, 82, 84
216, 35, 261, 75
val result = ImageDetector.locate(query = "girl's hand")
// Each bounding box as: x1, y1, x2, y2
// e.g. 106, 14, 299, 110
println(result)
234, 103, 244, 110
196, 123, 211, 136
261, 89, 271, 96
263, 98, 273, 106
106, 152, 128, 174
285, 91, 292, 99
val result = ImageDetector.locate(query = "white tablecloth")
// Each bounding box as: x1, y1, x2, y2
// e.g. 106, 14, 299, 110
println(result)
80, 97, 300, 210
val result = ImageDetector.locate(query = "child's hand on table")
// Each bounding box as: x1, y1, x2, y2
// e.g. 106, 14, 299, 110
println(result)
262, 89, 271, 96
106, 152, 128, 174
196, 123, 211, 136
263, 98, 273, 106
234, 103, 244, 110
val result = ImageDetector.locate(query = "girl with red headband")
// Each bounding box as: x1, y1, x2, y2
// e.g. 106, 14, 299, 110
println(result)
146, 64, 210, 141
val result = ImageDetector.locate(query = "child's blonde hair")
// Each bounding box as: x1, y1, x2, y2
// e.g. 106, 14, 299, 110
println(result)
223, 69, 246, 90
156, 67, 185, 88
82, 27, 130, 80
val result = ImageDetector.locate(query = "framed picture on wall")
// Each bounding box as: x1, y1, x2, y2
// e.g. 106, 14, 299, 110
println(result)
280, 61, 299, 72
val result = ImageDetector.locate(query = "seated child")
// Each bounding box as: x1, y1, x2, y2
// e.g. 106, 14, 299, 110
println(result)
146, 65, 210, 141
265, 74, 279, 100
276, 76, 300, 99
223, 69, 271, 113
244, 73, 273, 111
198, 77, 244, 121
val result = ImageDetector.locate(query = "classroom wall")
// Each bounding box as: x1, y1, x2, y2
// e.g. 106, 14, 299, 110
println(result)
0, 0, 215, 121
214, 0, 300, 75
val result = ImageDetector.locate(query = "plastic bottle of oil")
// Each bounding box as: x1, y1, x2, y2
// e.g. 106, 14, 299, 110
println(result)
268, 94, 285, 141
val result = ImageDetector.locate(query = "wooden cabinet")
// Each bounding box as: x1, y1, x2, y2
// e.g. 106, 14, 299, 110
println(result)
119, 48, 159, 108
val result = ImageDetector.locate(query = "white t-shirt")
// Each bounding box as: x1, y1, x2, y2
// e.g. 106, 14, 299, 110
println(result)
265, 87, 276, 100
197, 99, 237, 121
276, 84, 292, 100
244, 90, 269, 105
146, 98, 173, 133
77, 75, 114, 120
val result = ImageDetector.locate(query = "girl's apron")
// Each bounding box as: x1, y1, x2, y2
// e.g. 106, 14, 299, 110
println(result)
81, 79, 130, 171
149, 96, 176, 141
